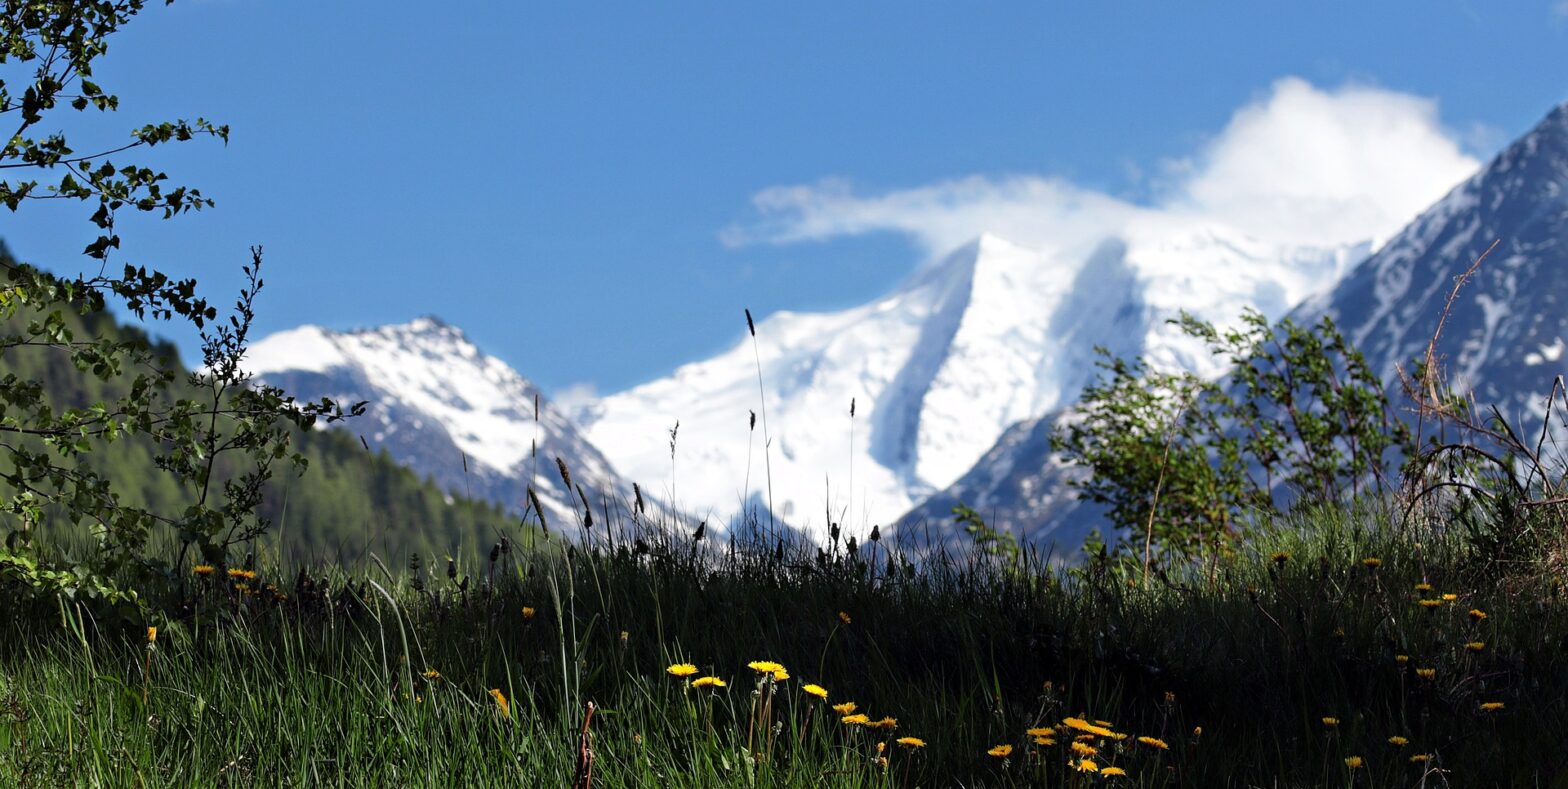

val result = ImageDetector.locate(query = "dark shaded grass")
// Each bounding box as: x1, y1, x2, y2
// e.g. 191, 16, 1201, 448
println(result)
2, 503, 1566, 786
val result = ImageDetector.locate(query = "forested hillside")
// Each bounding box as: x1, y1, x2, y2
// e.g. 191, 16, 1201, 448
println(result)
0, 246, 541, 563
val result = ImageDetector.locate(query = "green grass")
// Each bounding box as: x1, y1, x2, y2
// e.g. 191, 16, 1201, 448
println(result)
3, 504, 1566, 787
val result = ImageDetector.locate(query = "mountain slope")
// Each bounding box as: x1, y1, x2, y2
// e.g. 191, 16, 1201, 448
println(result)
245, 317, 628, 529
585, 224, 1364, 543
908, 100, 1568, 551
1302, 101, 1568, 422
0, 290, 521, 562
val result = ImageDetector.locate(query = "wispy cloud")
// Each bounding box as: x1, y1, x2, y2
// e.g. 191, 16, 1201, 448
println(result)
725, 77, 1481, 259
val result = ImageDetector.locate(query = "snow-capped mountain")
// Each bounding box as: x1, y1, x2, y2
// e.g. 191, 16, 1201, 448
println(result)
1303, 101, 1568, 422
583, 221, 1366, 544
244, 316, 630, 530
908, 100, 1568, 550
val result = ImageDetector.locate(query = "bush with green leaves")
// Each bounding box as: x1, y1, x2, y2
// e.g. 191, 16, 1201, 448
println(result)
1053, 309, 1412, 565
0, 1, 357, 607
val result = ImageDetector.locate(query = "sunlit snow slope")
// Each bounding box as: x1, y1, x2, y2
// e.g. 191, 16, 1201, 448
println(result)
584, 223, 1366, 543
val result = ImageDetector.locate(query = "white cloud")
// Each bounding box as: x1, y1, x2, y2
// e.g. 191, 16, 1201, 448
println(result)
722, 175, 1139, 259
1166, 77, 1480, 247
551, 381, 599, 424
726, 77, 1481, 259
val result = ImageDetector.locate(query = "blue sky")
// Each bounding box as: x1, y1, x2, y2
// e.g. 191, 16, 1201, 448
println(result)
6, 1, 1568, 395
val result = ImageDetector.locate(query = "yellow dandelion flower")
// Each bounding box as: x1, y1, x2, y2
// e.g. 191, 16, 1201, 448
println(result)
1271, 551, 1290, 564
1321, 717, 1340, 728
877, 742, 886, 754
1345, 755, 1363, 769
422, 669, 441, 680
1480, 701, 1505, 712
691, 676, 727, 689
193, 565, 215, 576
1033, 736, 1056, 746
841, 713, 870, 725
1410, 754, 1432, 763
832, 702, 857, 715
1469, 608, 1487, 621
146, 626, 157, 644
1093, 719, 1114, 727
1192, 726, 1202, 737
803, 683, 828, 700
1418, 599, 1444, 609
1071, 741, 1098, 756
1441, 593, 1458, 601
1414, 582, 1432, 592
1072, 758, 1098, 772
747, 660, 785, 675
666, 663, 699, 678
1062, 717, 1116, 737
1465, 641, 1485, 652
897, 736, 926, 748
1388, 735, 1408, 746
869, 716, 897, 730
1416, 668, 1436, 679
838, 611, 852, 625
772, 669, 790, 682
226, 568, 257, 580
521, 606, 536, 620
1362, 557, 1382, 568
987, 744, 1013, 758
488, 688, 510, 719
876, 757, 887, 768
1101, 766, 1128, 777
1026, 726, 1055, 737
1137, 736, 1169, 749
1395, 654, 1410, 664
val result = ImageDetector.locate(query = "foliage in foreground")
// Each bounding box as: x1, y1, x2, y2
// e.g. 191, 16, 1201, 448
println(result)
1054, 309, 1411, 565
1, 0, 364, 605
3, 504, 1566, 787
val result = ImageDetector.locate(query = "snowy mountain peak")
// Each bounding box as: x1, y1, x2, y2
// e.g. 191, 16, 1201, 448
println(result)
246, 318, 634, 527
907, 100, 1568, 552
